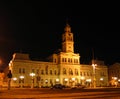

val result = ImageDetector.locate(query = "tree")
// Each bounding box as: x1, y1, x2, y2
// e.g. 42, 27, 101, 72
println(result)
7, 70, 12, 90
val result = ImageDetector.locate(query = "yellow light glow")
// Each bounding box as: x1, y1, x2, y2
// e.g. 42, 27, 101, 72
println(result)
56, 78, 59, 82
30, 73, 35, 77
64, 78, 68, 81
100, 78, 103, 81
19, 76, 24, 79
72, 78, 75, 81
13, 77, 17, 81
92, 64, 97, 68
86, 79, 91, 82
81, 76, 85, 80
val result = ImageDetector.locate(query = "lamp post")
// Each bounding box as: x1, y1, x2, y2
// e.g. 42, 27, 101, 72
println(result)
92, 63, 97, 88
86, 79, 92, 87
80, 76, 85, 85
19, 76, 24, 88
112, 77, 118, 87
100, 78, 103, 87
12, 77, 17, 87
72, 78, 75, 87
64, 78, 68, 86
56, 78, 59, 84
30, 73, 35, 88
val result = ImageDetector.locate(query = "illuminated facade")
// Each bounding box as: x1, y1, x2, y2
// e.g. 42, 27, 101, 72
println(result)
108, 63, 120, 87
8, 24, 108, 88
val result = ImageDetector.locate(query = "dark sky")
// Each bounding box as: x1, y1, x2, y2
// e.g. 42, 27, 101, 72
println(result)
0, 1, 120, 69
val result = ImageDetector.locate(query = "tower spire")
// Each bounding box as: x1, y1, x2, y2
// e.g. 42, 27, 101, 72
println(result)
64, 20, 71, 33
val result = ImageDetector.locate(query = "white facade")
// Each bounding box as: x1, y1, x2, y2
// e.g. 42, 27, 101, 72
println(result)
8, 24, 108, 88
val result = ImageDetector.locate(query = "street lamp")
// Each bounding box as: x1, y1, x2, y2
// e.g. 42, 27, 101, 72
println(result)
86, 79, 92, 87
80, 76, 85, 85
112, 77, 118, 87
92, 63, 97, 88
100, 78, 104, 87
72, 78, 75, 86
56, 78, 59, 84
64, 78, 68, 86
19, 76, 24, 88
12, 77, 17, 87
13, 77, 17, 81
30, 73, 35, 88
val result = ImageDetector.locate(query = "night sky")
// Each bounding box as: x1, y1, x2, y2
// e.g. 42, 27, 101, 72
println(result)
0, 1, 120, 70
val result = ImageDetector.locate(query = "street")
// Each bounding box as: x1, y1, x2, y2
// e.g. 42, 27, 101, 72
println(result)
0, 87, 120, 99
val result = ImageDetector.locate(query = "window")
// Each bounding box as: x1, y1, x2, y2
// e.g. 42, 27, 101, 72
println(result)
50, 70, 52, 75
19, 68, 21, 73
84, 72, 86, 76
32, 69, 34, 73
62, 58, 64, 62
74, 59, 78, 63
75, 69, 78, 75
41, 70, 44, 75
87, 72, 89, 76
23, 68, 25, 73
54, 70, 56, 75
65, 58, 67, 62
63, 68, 66, 75
50, 79, 53, 84
80, 72, 82, 76
69, 68, 73, 75
45, 66, 48, 75
36, 69, 39, 74
41, 79, 43, 84
68, 58, 70, 62
36, 76, 40, 81
54, 59, 56, 63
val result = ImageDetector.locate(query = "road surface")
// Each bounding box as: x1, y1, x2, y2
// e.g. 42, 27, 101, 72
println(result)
0, 87, 120, 99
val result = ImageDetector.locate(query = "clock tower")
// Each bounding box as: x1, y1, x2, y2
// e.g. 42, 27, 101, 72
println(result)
62, 23, 74, 53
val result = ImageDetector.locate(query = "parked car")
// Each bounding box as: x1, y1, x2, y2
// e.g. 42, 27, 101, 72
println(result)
71, 83, 85, 89
51, 84, 65, 89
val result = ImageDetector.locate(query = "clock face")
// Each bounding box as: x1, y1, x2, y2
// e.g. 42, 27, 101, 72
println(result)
68, 43, 72, 49
68, 33, 71, 36
69, 46, 71, 49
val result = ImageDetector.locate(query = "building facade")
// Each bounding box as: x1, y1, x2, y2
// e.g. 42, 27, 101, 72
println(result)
108, 63, 120, 87
8, 24, 108, 88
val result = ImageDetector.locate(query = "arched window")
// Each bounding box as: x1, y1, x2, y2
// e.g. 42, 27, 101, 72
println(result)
75, 69, 78, 75
69, 68, 73, 75
63, 68, 66, 75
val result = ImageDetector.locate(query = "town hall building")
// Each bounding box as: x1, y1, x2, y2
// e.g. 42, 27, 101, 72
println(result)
8, 23, 108, 88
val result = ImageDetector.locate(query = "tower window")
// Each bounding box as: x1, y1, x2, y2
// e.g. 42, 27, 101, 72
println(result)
19, 68, 21, 73
23, 68, 25, 73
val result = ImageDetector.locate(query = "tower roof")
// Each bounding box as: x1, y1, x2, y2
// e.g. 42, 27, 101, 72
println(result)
12, 53, 30, 60
64, 23, 71, 33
